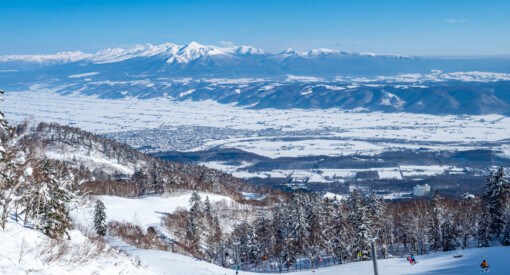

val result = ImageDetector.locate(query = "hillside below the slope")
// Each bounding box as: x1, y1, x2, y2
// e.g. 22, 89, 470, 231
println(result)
26, 122, 287, 204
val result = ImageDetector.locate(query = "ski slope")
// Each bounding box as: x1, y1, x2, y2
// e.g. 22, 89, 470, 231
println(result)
1, 209, 509, 274
76, 194, 510, 275
113, 243, 510, 275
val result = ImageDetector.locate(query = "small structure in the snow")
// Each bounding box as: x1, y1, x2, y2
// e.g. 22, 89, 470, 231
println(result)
453, 253, 463, 258
112, 173, 131, 181
242, 192, 267, 201
413, 184, 431, 196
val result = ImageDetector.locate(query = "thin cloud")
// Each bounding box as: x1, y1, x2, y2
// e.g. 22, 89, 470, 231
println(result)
443, 18, 469, 24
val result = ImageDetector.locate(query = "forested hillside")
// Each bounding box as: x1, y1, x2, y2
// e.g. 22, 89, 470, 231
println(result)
10, 122, 285, 203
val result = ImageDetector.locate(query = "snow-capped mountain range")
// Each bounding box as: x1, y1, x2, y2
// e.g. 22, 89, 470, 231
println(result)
0, 42, 269, 64
2, 41, 510, 78
0, 41, 391, 65
2, 41, 510, 115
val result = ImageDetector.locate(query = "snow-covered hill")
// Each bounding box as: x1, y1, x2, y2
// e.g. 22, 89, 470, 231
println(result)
93, 192, 235, 229
25, 122, 285, 204
0, 221, 147, 274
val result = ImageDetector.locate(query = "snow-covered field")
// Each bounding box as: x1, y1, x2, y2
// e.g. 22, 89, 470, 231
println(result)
95, 192, 234, 229
200, 161, 465, 183
4, 90, 510, 144
5, 89, 510, 160
220, 138, 385, 158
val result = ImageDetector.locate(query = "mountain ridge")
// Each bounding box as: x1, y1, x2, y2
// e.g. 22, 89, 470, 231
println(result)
2, 41, 510, 80
0, 41, 406, 65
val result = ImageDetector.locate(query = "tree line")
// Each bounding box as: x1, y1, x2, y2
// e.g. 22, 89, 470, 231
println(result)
166, 169, 510, 272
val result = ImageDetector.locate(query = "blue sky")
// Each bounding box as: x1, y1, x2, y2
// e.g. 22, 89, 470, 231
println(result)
1, 0, 509, 56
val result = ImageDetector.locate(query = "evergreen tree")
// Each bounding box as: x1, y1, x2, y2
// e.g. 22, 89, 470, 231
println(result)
0, 89, 9, 140
502, 211, 510, 246
348, 189, 372, 260
131, 169, 148, 196
482, 167, 510, 237
189, 191, 202, 213
307, 194, 326, 258
254, 215, 274, 263
233, 222, 258, 266
272, 206, 290, 271
441, 212, 459, 251
204, 195, 213, 221
429, 190, 445, 251
94, 199, 107, 236
457, 193, 477, 249
205, 215, 223, 263
0, 89, 12, 229
8, 146, 38, 227
478, 205, 491, 247
287, 192, 310, 259
201, 195, 223, 263
367, 191, 385, 244
0, 92, 7, 162
186, 191, 202, 252
148, 161, 166, 194
39, 161, 72, 239
327, 197, 351, 264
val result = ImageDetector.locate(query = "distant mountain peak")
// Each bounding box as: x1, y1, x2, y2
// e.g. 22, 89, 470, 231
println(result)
0, 51, 92, 63
279, 48, 301, 55
232, 45, 265, 55
307, 48, 339, 57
